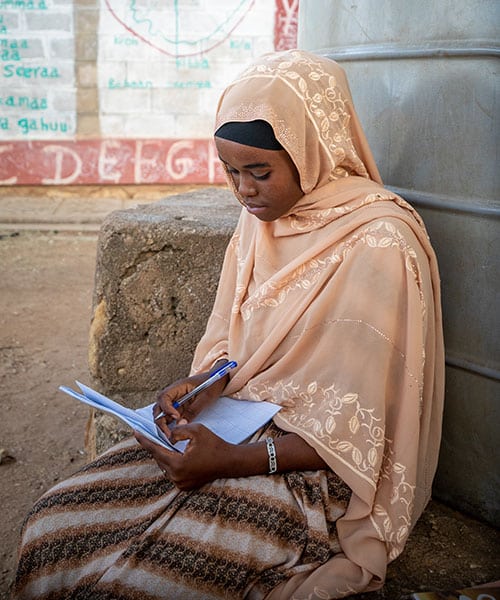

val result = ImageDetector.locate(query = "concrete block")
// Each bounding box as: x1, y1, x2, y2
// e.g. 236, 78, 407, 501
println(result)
74, 35, 96, 61
99, 34, 143, 61
11, 38, 44, 59
98, 9, 132, 36
49, 89, 76, 113
76, 87, 98, 113
99, 87, 151, 114
126, 60, 168, 83
72, 0, 98, 6
3, 61, 75, 87
208, 61, 248, 90
0, 87, 49, 112
76, 113, 100, 137
25, 12, 72, 32
0, 12, 19, 30
77, 61, 96, 87
50, 36, 75, 60
75, 6, 98, 36
121, 114, 175, 138
88, 187, 239, 453
174, 113, 214, 139
97, 62, 126, 88
6, 111, 75, 139
233, 5, 274, 35
151, 88, 201, 115
98, 114, 125, 137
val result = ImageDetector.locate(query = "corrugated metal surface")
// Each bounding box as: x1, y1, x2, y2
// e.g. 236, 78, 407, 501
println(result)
298, 0, 499, 525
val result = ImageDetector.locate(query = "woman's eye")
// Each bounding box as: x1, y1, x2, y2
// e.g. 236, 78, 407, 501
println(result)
225, 165, 269, 180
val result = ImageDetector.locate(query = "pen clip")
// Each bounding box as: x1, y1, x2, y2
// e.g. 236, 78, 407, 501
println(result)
210, 360, 237, 378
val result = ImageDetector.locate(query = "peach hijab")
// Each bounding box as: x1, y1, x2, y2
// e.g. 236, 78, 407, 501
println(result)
192, 50, 444, 598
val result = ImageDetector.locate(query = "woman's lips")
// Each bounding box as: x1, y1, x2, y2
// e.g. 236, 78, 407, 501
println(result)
244, 202, 268, 215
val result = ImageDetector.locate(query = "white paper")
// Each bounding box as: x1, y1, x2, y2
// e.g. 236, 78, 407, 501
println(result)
59, 383, 176, 451
59, 382, 281, 453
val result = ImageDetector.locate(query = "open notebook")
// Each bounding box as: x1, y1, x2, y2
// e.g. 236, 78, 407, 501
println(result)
59, 381, 282, 453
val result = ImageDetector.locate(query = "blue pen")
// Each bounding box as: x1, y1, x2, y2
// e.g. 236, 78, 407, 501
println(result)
154, 360, 237, 419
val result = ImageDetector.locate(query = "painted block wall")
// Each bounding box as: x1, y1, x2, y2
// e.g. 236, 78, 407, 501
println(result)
0, 0, 299, 185
0, 1, 76, 141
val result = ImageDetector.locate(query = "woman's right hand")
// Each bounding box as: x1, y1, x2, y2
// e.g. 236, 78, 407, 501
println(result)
153, 361, 230, 437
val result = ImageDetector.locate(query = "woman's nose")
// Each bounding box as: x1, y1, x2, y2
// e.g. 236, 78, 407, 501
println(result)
237, 174, 257, 196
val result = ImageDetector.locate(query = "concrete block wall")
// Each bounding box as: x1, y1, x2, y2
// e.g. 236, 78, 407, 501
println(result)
87, 187, 240, 456
96, 1, 277, 139
0, 1, 76, 139
0, 1, 299, 185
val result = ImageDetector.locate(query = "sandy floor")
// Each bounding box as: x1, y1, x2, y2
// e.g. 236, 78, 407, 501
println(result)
0, 185, 199, 598
0, 229, 96, 597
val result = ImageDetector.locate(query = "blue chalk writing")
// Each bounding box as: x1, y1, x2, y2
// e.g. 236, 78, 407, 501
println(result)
17, 116, 68, 135
0, 0, 47, 8
0, 50, 21, 60
0, 39, 29, 63
230, 39, 252, 50
175, 57, 209, 70
0, 117, 8, 130
108, 78, 153, 89
128, 0, 253, 56
113, 36, 139, 46
0, 94, 47, 109
3, 64, 60, 78
0, 39, 29, 49
171, 80, 211, 89
1, 49, 21, 61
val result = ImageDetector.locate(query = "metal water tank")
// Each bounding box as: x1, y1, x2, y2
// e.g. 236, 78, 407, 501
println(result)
298, 0, 499, 525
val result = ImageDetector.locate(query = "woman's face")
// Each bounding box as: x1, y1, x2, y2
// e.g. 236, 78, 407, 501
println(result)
215, 137, 304, 222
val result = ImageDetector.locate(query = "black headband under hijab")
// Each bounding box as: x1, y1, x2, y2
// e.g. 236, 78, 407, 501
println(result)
214, 120, 283, 150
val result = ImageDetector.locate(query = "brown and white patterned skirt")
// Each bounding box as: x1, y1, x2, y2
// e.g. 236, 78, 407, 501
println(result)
12, 428, 351, 600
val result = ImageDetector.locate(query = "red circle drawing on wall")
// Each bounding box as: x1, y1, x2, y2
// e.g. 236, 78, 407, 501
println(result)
105, 0, 257, 58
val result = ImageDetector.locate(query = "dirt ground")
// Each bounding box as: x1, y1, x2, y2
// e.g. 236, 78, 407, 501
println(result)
0, 186, 197, 598
0, 187, 498, 599
0, 229, 97, 598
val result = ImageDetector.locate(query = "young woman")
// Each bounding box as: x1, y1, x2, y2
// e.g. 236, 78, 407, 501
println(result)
12, 50, 444, 599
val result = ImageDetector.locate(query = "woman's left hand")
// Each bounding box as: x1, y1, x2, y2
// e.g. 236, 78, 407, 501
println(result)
135, 424, 234, 491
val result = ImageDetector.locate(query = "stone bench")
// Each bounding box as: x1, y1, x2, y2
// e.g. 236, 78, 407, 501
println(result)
87, 187, 240, 455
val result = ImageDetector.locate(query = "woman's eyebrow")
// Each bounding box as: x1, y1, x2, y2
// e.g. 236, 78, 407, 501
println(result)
218, 156, 271, 170
242, 162, 271, 169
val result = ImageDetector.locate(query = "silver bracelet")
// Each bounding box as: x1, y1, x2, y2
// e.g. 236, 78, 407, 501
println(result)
266, 437, 277, 474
